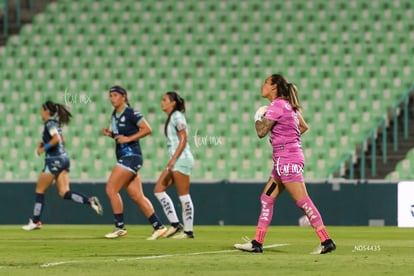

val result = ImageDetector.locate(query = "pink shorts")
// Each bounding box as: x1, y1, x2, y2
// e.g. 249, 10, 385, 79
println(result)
270, 144, 305, 183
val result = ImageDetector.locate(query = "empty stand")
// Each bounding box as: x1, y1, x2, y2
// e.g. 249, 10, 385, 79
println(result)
1, 0, 413, 180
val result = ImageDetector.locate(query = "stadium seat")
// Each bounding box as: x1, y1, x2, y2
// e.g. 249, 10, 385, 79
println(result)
1, 0, 413, 181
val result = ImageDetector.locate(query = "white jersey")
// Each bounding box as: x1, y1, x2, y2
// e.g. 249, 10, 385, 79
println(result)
166, 110, 193, 160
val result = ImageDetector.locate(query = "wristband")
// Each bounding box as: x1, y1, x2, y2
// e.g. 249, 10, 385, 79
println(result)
44, 143, 51, 151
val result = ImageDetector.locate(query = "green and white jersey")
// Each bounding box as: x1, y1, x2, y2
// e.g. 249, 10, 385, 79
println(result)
166, 110, 193, 160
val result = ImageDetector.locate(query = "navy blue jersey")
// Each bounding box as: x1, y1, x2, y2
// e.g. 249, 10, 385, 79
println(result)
42, 119, 66, 158
111, 106, 144, 159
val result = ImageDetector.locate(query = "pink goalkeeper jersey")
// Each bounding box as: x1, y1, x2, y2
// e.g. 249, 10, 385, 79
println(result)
264, 97, 301, 148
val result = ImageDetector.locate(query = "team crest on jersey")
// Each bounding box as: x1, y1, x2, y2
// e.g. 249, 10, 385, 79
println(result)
285, 103, 292, 110
120, 116, 125, 122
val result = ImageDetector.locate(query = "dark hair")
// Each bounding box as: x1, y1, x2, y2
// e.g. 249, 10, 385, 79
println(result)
164, 91, 186, 137
109, 85, 130, 116
42, 100, 72, 125
109, 85, 131, 106
269, 74, 301, 110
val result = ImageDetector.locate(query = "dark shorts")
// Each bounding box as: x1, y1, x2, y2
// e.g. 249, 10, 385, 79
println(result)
116, 155, 143, 175
43, 156, 70, 175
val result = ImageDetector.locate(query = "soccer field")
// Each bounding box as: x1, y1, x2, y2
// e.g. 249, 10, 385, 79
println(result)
0, 225, 413, 275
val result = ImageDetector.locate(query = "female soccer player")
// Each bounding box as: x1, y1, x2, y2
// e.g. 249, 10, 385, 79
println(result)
153, 92, 195, 239
234, 74, 336, 254
102, 85, 167, 239
22, 100, 103, 230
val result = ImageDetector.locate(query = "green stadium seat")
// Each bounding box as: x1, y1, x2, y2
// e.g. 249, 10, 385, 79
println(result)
1, 0, 413, 181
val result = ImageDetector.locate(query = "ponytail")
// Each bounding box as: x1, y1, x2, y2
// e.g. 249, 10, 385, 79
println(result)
286, 83, 301, 111
270, 74, 301, 111
42, 100, 72, 125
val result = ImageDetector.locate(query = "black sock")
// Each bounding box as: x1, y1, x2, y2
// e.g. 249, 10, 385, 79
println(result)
114, 213, 125, 229
148, 212, 163, 230
252, 240, 262, 247
63, 191, 90, 204
33, 193, 44, 223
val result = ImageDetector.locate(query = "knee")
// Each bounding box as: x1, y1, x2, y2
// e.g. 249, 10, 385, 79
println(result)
106, 183, 118, 197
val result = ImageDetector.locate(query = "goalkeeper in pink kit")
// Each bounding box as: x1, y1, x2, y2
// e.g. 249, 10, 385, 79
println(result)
234, 74, 336, 254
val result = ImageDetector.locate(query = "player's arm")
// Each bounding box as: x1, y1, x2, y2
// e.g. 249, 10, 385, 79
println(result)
103, 115, 116, 137
48, 134, 60, 146
297, 112, 309, 134
134, 118, 153, 139
37, 134, 60, 156
255, 118, 276, 138
115, 118, 152, 143
102, 127, 113, 137
167, 129, 187, 169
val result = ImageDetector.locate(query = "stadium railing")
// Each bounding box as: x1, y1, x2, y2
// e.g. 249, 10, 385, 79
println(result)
391, 86, 414, 150
2, 0, 51, 35
2, 0, 8, 35
328, 83, 414, 179
327, 152, 354, 179
2, 0, 23, 35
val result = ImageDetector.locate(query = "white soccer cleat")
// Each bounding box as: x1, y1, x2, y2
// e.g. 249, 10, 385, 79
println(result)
22, 219, 42, 231
165, 223, 183, 238
172, 231, 194, 239
90, 196, 103, 216
146, 226, 168, 240
105, 227, 127, 239
234, 237, 263, 253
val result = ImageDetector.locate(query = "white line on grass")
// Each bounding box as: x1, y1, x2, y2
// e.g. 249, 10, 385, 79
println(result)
41, 261, 77, 267
40, 243, 288, 268
116, 243, 288, 262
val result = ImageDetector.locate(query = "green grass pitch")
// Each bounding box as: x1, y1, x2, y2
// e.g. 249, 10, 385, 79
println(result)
0, 225, 413, 275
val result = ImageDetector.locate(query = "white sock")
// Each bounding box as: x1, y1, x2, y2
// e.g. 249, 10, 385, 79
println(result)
154, 192, 179, 224
179, 194, 194, 232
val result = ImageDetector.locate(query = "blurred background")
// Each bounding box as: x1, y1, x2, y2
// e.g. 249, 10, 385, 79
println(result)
1, 0, 413, 182
0, 0, 414, 226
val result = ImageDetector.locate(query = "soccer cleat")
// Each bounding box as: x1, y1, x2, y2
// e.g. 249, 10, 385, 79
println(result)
90, 196, 103, 216
172, 231, 194, 239
146, 226, 168, 240
165, 223, 183, 238
234, 237, 263, 253
22, 219, 42, 231
105, 227, 127, 239
311, 239, 337, 254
